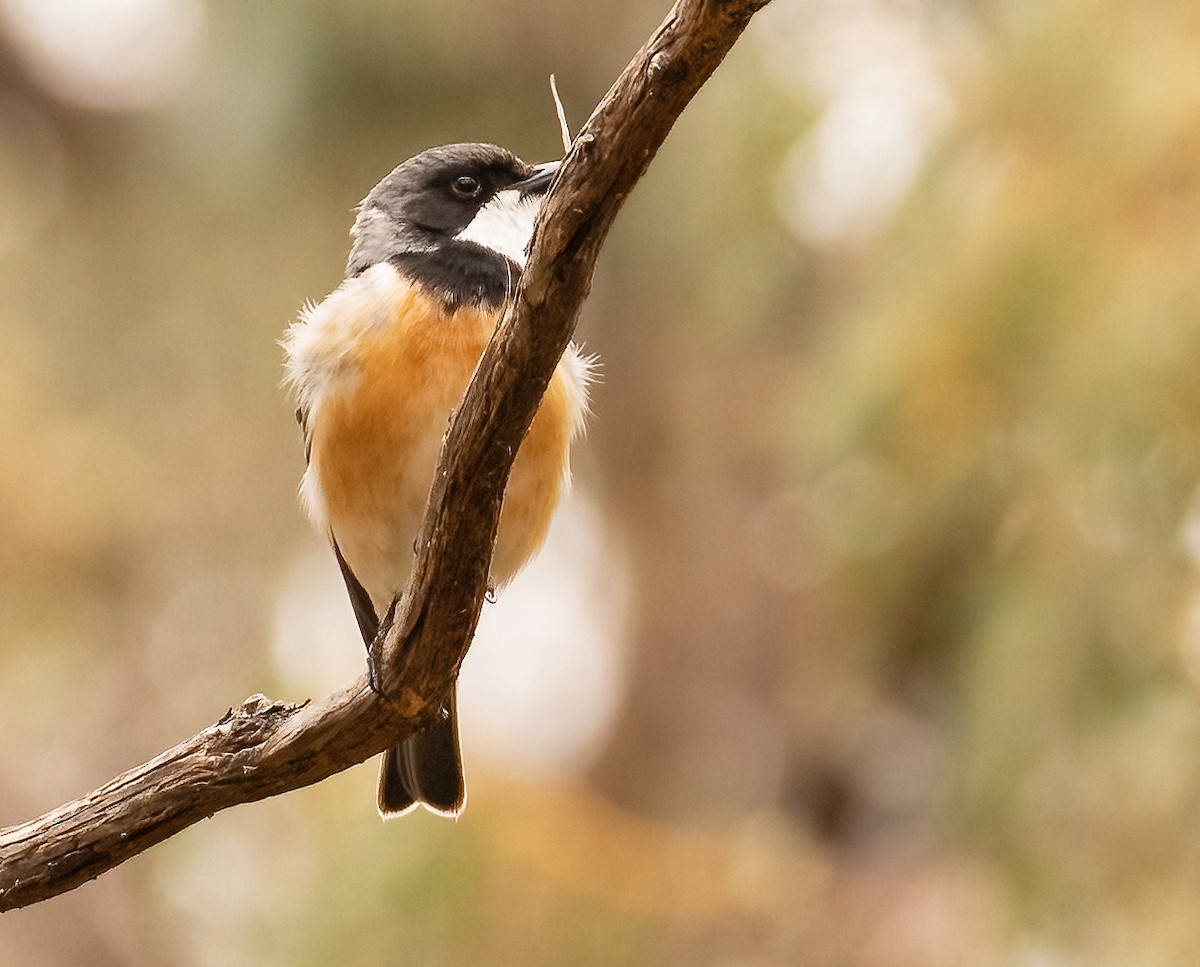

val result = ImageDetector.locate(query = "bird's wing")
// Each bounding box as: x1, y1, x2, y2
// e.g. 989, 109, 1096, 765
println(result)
294, 404, 379, 646
295, 405, 313, 464
332, 534, 380, 646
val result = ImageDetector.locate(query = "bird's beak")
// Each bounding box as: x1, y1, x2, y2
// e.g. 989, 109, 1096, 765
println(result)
513, 161, 561, 196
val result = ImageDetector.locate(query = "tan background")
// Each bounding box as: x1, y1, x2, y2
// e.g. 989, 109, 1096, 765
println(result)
4, 0, 1200, 964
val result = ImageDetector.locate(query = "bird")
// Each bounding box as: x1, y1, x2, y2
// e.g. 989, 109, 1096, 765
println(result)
283, 143, 591, 818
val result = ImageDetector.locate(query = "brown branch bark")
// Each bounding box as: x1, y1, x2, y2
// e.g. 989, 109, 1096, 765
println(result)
0, 0, 773, 913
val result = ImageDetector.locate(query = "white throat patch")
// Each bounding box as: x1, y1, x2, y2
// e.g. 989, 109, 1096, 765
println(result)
454, 189, 540, 267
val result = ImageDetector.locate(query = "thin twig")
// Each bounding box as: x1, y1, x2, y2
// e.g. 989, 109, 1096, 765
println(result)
550, 74, 572, 153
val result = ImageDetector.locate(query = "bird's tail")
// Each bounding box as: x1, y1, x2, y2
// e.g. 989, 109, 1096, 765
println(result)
377, 686, 465, 818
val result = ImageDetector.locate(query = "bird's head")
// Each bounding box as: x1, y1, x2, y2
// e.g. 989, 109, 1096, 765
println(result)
347, 142, 559, 278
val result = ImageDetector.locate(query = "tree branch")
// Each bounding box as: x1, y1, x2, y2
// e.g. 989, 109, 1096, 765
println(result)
0, 0, 773, 913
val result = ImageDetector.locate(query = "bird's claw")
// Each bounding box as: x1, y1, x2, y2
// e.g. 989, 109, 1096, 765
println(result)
366, 630, 387, 698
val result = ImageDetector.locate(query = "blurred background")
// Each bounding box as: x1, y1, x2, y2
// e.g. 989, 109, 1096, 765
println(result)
4, 0, 1200, 963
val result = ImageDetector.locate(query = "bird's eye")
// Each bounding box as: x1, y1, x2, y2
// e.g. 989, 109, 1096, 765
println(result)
450, 175, 482, 198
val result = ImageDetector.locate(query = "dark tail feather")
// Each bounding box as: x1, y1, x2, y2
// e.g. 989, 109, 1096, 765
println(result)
378, 687, 466, 818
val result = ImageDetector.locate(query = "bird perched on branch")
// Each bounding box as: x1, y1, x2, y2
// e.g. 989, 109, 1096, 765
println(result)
283, 143, 591, 817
